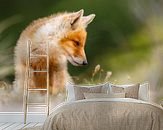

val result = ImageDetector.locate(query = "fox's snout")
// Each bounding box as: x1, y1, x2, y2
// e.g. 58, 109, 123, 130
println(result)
70, 55, 88, 66
82, 60, 88, 65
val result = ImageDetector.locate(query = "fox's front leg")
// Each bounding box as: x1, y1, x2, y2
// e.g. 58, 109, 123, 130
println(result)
50, 71, 66, 95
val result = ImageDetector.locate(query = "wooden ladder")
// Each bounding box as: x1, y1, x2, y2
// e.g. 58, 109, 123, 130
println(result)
23, 40, 50, 124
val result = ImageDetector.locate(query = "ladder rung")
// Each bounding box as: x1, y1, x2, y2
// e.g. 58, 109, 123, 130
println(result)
27, 103, 47, 107
28, 88, 47, 91
30, 55, 47, 58
31, 70, 48, 72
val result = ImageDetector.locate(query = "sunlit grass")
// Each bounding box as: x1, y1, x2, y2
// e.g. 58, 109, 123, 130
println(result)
72, 64, 112, 85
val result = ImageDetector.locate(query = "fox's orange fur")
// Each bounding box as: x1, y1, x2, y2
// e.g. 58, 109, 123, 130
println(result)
14, 9, 95, 95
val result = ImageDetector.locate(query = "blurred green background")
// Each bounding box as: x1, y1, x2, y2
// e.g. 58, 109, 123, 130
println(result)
0, 0, 163, 102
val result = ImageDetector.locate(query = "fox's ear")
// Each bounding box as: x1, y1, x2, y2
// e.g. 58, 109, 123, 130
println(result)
82, 14, 96, 28
70, 9, 84, 29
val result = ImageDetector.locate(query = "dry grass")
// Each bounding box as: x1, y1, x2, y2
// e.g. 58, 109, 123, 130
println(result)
72, 64, 112, 85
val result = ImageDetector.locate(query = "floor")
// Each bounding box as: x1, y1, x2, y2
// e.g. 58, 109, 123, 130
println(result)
0, 93, 65, 112
0, 122, 43, 130
0, 91, 66, 130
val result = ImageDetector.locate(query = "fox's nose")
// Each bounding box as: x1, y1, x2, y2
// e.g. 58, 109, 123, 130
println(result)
82, 60, 88, 65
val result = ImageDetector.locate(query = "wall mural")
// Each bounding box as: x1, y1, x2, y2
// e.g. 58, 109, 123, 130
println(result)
0, 0, 163, 112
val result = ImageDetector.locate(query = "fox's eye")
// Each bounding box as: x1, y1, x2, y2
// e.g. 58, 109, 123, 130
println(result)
75, 41, 80, 46
72, 40, 80, 46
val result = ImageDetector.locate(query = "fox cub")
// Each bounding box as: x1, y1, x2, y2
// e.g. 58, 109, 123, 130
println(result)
14, 9, 95, 95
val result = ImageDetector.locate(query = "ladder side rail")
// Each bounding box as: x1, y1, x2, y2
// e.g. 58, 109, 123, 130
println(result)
23, 41, 28, 124
46, 42, 50, 116
27, 40, 32, 104
23, 40, 31, 124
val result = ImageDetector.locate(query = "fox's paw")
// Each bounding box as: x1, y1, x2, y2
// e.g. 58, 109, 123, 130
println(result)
50, 87, 59, 95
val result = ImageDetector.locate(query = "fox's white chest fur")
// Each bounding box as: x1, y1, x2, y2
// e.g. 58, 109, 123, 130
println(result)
14, 9, 95, 95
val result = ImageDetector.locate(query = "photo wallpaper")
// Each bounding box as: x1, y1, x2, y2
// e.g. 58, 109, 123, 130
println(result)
0, 0, 163, 112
